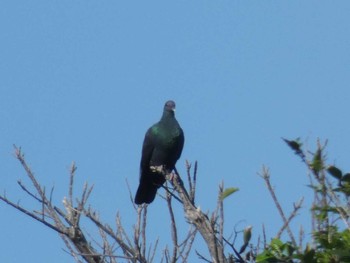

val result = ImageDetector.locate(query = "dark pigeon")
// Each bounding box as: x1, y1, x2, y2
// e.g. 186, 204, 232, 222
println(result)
135, 100, 184, 205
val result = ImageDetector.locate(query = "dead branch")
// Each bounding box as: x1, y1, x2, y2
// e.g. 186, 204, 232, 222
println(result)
260, 166, 297, 247
166, 188, 178, 263
178, 227, 197, 262
3, 146, 103, 263
0, 194, 65, 234
1, 146, 238, 263
167, 168, 224, 263
276, 197, 304, 239
217, 182, 225, 262
84, 208, 146, 262
222, 237, 244, 263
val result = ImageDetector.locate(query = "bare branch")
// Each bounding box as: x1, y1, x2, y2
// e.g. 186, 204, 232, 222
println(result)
69, 162, 77, 206
14, 146, 42, 195
260, 166, 297, 247
149, 237, 159, 263
276, 197, 304, 239
217, 182, 225, 263
166, 189, 178, 263
3, 147, 235, 263
195, 250, 212, 263
141, 205, 147, 259
179, 228, 197, 262
168, 168, 222, 263
61, 237, 84, 263
17, 180, 42, 203
222, 237, 245, 263
0, 194, 66, 234
99, 227, 117, 263
193, 161, 198, 204
85, 208, 147, 263
186, 160, 193, 204
262, 224, 267, 249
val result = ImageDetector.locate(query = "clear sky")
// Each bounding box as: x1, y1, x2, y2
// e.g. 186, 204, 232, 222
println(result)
1, 1, 350, 262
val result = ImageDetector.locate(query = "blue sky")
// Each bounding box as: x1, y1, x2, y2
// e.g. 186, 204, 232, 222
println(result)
1, 1, 350, 262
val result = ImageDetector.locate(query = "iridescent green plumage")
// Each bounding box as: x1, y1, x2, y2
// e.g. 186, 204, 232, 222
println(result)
135, 100, 184, 205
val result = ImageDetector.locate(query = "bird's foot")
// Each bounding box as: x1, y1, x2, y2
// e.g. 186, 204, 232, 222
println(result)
150, 165, 165, 173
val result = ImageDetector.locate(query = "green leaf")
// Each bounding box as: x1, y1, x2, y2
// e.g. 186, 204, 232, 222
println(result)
256, 251, 274, 262
337, 184, 350, 196
311, 148, 323, 173
219, 187, 239, 200
256, 252, 276, 263
342, 173, 350, 183
243, 225, 252, 244
327, 165, 342, 180
306, 184, 321, 191
270, 238, 284, 255
270, 238, 283, 247
282, 242, 295, 257
301, 244, 316, 262
240, 225, 253, 253
282, 138, 302, 155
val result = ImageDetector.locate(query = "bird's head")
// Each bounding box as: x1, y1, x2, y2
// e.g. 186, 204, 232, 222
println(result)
164, 100, 176, 112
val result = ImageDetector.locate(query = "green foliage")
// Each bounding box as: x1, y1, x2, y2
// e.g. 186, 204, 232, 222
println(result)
256, 238, 295, 263
256, 229, 350, 262
243, 226, 252, 245
256, 139, 350, 263
220, 187, 239, 201
342, 173, 350, 183
311, 148, 323, 174
327, 165, 342, 180
239, 226, 252, 254
282, 138, 304, 159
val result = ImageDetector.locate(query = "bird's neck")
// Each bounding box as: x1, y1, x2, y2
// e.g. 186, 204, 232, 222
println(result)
161, 110, 175, 121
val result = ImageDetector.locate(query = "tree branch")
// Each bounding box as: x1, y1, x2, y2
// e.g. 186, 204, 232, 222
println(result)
260, 166, 297, 247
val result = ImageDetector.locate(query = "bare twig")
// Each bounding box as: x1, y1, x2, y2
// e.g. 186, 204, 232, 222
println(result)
222, 237, 245, 263
195, 250, 212, 263
84, 208, 141, 262
169, 168, 222, 263
17, 180, 43, 203
69, 162, 76, 208
217, 182, 225, 263
149, 237, 159, 263
61, 239, 84, 263
0, 194, 66, 234
260, 166, 297, 247
276, 197, 304, 239
161, 185, 183, 204
299, 225, 304, 249
166, 189, 178, 263
142, 205, 147, 259
193, 161, 198, 204
186, 160, 193, 203
179, 227, 197, 262
262, 224, 267, 249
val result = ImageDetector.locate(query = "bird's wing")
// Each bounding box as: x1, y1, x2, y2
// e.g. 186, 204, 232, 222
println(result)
140, 127, 155, 174
175, 128, 185, 161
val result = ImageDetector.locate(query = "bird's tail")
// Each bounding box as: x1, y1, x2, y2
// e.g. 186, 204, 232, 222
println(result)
134, 181, 158, 205
134, 171, 165, 205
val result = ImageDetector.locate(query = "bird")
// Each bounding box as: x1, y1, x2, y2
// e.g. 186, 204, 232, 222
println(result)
134, 100, 184, 205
